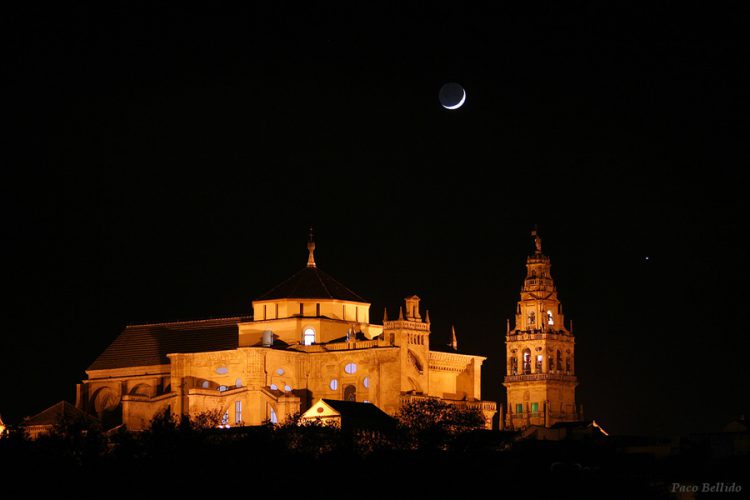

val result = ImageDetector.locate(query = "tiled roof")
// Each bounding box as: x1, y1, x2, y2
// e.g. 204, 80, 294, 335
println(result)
322, 399, 396, 429
24, 401, 87, 427
256, 266, 366, 302
88, 316, 250, 371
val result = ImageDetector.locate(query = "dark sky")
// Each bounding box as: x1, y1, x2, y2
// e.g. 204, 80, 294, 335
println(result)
4, 3, 749, 436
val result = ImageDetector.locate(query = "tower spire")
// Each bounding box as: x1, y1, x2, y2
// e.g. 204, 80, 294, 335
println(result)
307, 227, 316, 268
450, 325, 458, 351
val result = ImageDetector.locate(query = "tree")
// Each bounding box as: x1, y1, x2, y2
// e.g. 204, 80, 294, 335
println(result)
396, 398, 486, 450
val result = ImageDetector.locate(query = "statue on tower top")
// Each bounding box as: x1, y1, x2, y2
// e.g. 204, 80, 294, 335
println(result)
531, 228, 542, 254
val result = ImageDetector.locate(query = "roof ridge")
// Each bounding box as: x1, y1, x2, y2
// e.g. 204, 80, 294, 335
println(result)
127, 315, 251, 329
315, 267, 366, 302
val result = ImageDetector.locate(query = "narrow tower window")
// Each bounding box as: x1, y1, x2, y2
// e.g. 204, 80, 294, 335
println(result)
556, 350, 562, 372
523, 348, 532, 374
528, 311, 535, 325
547, 310, 554, 325
536, 354, 543, 373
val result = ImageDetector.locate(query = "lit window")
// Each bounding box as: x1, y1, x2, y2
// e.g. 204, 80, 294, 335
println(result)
531, 402, 539, 414
516, 404, 523, 414
201, 381, 209, 389
329, 379, 338, 390
363, 376, 370, 388
523, 349, 532, 374
216, 367, 229, 375
235, 378, 243, 388
235, 401, 242, 424
303, 327, 315, 345
536, 354, 543, 372
284, 385, 292, 392
363, 400, 370, 403
218, 385, 227, 392
221, 411, 229, 426
276, 368, 284, 375
345, 362, 357, 374
270, 408, 278, 424
547, 310, 554, 325
270, 383, 278, 391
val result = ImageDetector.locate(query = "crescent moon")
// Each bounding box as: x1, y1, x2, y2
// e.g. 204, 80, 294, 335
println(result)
443, 88, 466, 110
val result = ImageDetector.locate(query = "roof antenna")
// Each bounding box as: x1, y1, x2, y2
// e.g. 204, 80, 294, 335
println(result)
307, 227, 316, 268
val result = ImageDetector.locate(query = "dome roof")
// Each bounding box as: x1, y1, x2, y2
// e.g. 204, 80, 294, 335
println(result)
256, 266, 366, 302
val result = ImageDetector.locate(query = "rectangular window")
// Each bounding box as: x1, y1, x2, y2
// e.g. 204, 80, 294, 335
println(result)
263, 305, 267, 320
316, 303, 320, 316
235, 401, 242, 424
275, 303, 278, 319
516, 403, 523, 414
299, 303, 304, 316
531, 402, 539, 414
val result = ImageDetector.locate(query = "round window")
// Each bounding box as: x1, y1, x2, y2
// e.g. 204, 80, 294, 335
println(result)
284, 385, 292, 392
276, 368, 284, 375
345, 362, 357, 374
270, 383, 278, 391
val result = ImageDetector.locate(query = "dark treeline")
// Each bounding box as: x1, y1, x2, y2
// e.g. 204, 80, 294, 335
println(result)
1, 403, 746, 499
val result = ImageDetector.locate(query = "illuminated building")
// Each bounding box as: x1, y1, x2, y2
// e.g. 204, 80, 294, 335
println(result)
77, 234, 496, 430
503, 230, 582, 429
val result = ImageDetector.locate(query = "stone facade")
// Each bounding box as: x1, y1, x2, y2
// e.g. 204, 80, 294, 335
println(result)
78, 238, 496, 430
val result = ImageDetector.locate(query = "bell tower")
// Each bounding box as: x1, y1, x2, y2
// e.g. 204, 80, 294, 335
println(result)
503, 229, 581, 429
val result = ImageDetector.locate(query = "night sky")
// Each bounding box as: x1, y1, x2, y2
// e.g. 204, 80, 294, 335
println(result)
4, 3, 749, 436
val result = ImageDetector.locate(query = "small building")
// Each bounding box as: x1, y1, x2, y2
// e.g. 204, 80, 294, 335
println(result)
23, 401, 91, 440
0, 413, 6, 438
300, 399, 396, 431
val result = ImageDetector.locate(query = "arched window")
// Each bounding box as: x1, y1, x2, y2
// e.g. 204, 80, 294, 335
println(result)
270, 383, 278, 391
556, 350, 562, 372
547, 355, 553, 373
510, 357, 518, 375
284, 384, 292, 392
565, 356, 571, 375
528, 311, 536, 325
201, 381, 210, 389
329, 379, 338, 390
535, 354, 543, 372
235, 378, 243, 388
547, 310, 554, 325
522, 348, 532, 374
344, 362, 357, 374
344, 385, 356, 402
218, 385, 227, 392
270, 408, 278, 424
363, 376, 370, 389
303, 327, 315, 345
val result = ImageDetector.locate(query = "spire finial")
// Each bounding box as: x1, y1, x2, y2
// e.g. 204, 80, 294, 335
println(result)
398, 306, 404, 320
531, 225, 542, 254
307, 227, 316, 268
450, 325, 458, 351
383, 307, 389, 323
